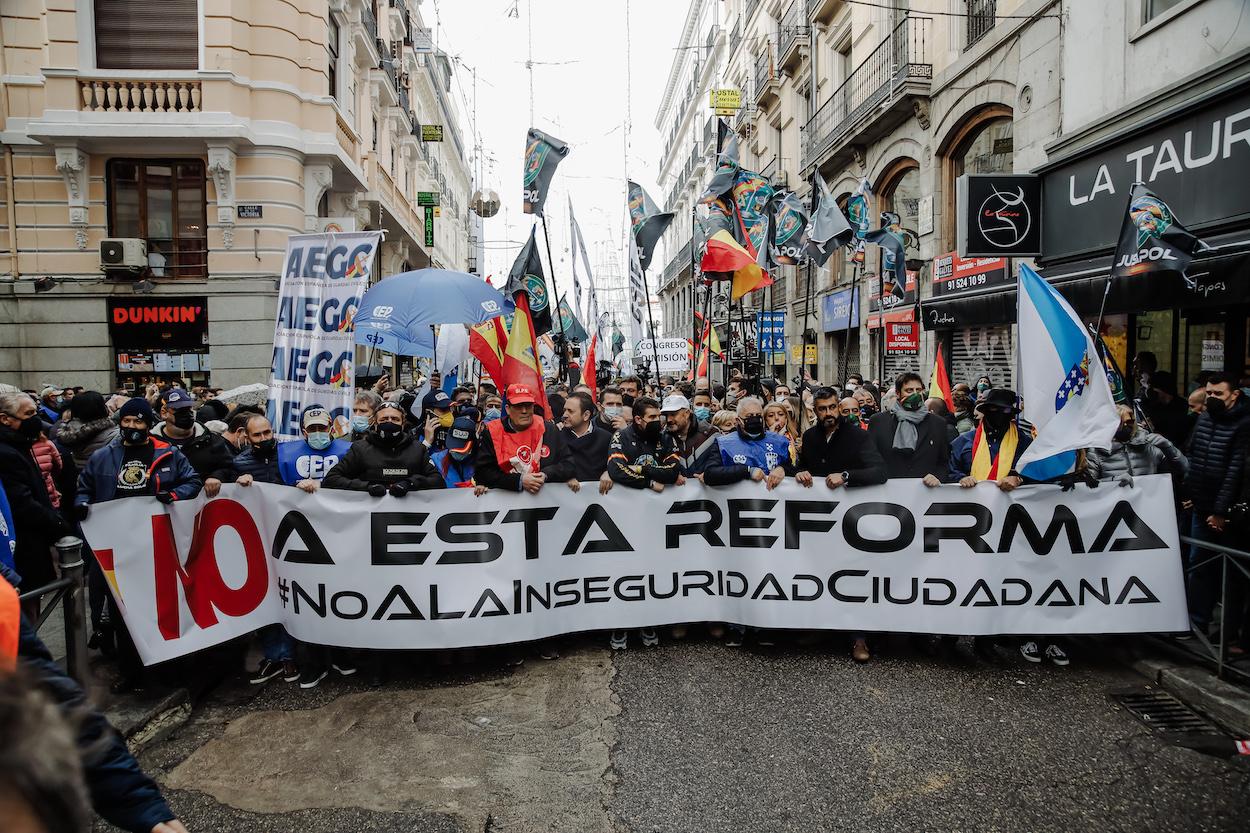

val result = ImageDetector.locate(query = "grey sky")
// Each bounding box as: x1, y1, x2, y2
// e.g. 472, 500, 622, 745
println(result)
431, 0, 685, 313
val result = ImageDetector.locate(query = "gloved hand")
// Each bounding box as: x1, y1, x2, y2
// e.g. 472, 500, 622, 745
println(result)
388, 481, 410, 498
367, 483, 388, 498
155, 492, 175, 504
72, 503, 90, 522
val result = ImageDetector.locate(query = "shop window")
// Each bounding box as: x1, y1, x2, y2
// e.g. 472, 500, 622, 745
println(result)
956, 118, 1013, 176
880, 162, 922, 261
94, 0, 198, 70
107, 159, 208, 279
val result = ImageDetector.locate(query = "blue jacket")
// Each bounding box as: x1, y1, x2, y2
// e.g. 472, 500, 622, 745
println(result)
76, 438, 201, 505
2, 562, 175, 832
234, 446, 283, 484
430, 448, 476, 488
948, 424, 1033, 483
700, 430, 794, 486
277, 438, 351, 486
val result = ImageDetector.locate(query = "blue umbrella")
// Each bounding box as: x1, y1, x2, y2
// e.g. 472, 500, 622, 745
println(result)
353, 268, 513, 356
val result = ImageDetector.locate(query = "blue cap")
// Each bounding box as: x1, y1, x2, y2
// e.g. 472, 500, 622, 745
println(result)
163, 388, 195, 409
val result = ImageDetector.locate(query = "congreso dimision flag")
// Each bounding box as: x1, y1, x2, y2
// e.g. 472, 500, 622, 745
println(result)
522, 128, 569, 217
267, 231, 381, 441
1015, 263, 1118, 468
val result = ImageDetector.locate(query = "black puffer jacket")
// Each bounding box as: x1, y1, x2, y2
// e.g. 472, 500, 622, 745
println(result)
1184, 395, 1250, 515
322, 430, 442, 491
151, 421, 238, 482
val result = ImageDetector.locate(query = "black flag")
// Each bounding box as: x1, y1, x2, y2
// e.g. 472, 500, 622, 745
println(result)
804, 173, 854, 266
627, 181, 674, 272
522, 128, 569, 217
866, 212, 909, 307
1111, 183, 1208, 288
506, 225, 552, 335
769, 190, 810, 266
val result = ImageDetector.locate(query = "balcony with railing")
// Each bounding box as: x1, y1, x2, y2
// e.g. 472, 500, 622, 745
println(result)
705, 24, 720, 54
807, 0, 844, 25
372, 40, 400, 107
729, 21, 742, 56
966, 0, 996, 49
734, 98, 756, 135
662, 238, 693, 289
800, 15, 932, 174
703, 114, 718, 152
745, 0, 762, 23
778, 2, 810, 74
753, 42, 779, 109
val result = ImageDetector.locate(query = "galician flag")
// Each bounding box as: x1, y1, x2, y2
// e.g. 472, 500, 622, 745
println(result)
1015, 263, 1118, 468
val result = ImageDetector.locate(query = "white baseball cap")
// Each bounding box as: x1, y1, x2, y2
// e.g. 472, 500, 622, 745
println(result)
660, 394, 691, 414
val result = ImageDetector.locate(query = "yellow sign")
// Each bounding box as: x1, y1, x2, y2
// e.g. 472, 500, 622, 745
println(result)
791, 344, 818, 364
791, 345, 802, 364
714, 107, 737, 117
709, 89, 742, 110
433, 206, 442, 218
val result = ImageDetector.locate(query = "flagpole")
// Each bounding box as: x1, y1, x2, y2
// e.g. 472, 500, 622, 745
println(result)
640, 264, 662, 385
538, 215, 570, 384
840, 262, 861, 386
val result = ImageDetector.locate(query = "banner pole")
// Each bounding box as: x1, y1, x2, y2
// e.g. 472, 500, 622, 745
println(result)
640, 264, 663, 384
841, 261, 860, 386
538, 215, 569, 383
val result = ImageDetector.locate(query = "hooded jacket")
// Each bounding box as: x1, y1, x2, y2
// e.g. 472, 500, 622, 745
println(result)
322, 430, 442, 491
54, 416, 120, 469
76, 437, 202, 505
1184, 394, 1250, 515
1088, 428, 1187, 483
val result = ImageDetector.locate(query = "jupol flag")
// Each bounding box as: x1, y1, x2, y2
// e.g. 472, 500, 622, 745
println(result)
769, 190, 810, 266
846, 179, 873, 264
506, 225, 553, 335
702, 229, 772, 301
866, 211, 909, 305
928, 343, 953, 412
1111, 183, 1208, 288
556, 294, 590, 343
522, 128, 569, 217
627, 181, 674, 272
1015, 263, 1118, 468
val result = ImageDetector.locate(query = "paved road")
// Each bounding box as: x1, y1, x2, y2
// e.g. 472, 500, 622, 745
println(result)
110, 635, 1250, 833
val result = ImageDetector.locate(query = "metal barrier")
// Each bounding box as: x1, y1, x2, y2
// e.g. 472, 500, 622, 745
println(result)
17, 536, 90, 686
1176, 534, 1250, 685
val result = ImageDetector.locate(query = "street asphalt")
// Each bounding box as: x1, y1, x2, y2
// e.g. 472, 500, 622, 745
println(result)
101, 633, 1250, 833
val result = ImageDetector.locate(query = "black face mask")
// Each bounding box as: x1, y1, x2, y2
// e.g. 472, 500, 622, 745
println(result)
1205, 396, 1227, 418
14, 415, 43, 442
1114, 424, 1134, 442
172, 409, 195, 429
983, 410, 1012, 431
375, 422, 403, 443
121, 426, 149, 445
742, 415, 765, 438
253, 438, 277, 456
641, 420, 662, 442
621, 393, 635, 408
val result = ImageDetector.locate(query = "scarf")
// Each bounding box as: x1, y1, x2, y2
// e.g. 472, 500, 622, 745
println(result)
891, 403, 928, 452
970, 421, 1018, 483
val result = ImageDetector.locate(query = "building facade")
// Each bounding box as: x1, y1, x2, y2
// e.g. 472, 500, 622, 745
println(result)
654, 0, 1249, 392
0, 0, 475, 391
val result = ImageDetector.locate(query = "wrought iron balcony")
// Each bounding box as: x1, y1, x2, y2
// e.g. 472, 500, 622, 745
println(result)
362, 2, 379, 43
703, 114, 718, 152
966, 0, 996, 49
754, 42, 779, 109
778, 2, 810, 74
801, 15, 932, 174
729, 22, 742, 56
745, 0, 761, 23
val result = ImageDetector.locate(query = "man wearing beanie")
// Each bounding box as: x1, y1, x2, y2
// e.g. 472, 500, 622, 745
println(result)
75, 396, 201, 692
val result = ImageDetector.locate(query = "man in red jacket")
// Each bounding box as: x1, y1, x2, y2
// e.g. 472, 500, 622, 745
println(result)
474, 383, 574, 495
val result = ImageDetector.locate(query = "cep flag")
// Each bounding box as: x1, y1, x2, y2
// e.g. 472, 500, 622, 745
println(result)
506, 225, 553, 336
627, 181, 674, 272
522, 128, 569, 217
1111, 183, 1208, 288
1016, 263, 1118, 469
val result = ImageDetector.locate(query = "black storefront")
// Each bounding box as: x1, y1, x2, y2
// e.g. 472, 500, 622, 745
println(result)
922, 77, 1250, 393
108, 296, 212, 390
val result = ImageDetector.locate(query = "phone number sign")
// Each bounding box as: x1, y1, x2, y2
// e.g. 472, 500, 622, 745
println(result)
932, 251, 1009, 298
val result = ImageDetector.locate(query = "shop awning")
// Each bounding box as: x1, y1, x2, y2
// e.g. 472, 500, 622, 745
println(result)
920, 241, 1250, 330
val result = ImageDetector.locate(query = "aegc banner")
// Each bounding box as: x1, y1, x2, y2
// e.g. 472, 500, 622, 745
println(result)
80, 476, 1188, 666
266, 232, 382, 440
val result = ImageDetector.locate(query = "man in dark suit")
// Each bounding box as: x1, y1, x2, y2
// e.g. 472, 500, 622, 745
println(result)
866, 372, 949, 486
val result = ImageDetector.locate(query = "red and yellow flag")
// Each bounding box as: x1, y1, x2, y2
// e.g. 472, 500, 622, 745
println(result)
928, 342, 954, 412
470, 317, 508, 388
701, 229, 771, 301
583, 333, 599, 403
502, 292, 551, 417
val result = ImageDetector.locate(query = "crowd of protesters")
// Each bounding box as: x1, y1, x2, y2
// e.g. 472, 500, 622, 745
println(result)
0, 356, 1244, 829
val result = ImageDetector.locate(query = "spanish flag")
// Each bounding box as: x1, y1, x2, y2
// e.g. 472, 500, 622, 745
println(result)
928, 343, 954, 412
701, 229, 771, 301
470, 317, 508, 389
502, 291, 551, 417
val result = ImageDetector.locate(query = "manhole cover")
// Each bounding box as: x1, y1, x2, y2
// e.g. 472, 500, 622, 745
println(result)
1112, 688, 1217, 733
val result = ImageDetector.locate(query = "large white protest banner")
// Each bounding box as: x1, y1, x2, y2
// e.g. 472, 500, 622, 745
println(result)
81, 476, 1188, 665
266, 231, 383, 440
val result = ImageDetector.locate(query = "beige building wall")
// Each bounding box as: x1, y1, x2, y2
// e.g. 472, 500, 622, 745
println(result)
0, 0, 475, 390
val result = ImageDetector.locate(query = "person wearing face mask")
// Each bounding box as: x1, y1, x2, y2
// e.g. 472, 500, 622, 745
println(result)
420, 389, 456, 450
595, 386, 629, 433
150, 388, 238, 498
232, 414, 284, 486
74, 396, 200, 692
692, 389, 715, 424
698, 396, 794, 489
0, 392, 72, 610
866, 373, 948, 486
662, 394, 717, 475
948, 388, 1032, 490
323, 402, 442, 495
974, 375, 993, 401
1182, 372, 1250, 636
278, 407, 352, 494
429, 417, 479, 488
853, 384, 880, 419
1088, 405, 1187, 486
350, 390, 382, 440
839, 397, 867, 430
482, 393, 504, 423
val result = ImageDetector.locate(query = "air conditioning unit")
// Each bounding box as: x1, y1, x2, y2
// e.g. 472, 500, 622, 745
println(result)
100, 238, 147, 271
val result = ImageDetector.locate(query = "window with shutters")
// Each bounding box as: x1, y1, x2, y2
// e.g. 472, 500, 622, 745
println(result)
107, 160, 208, 279
94, 0, 198, 70
328, 17, 341, 103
